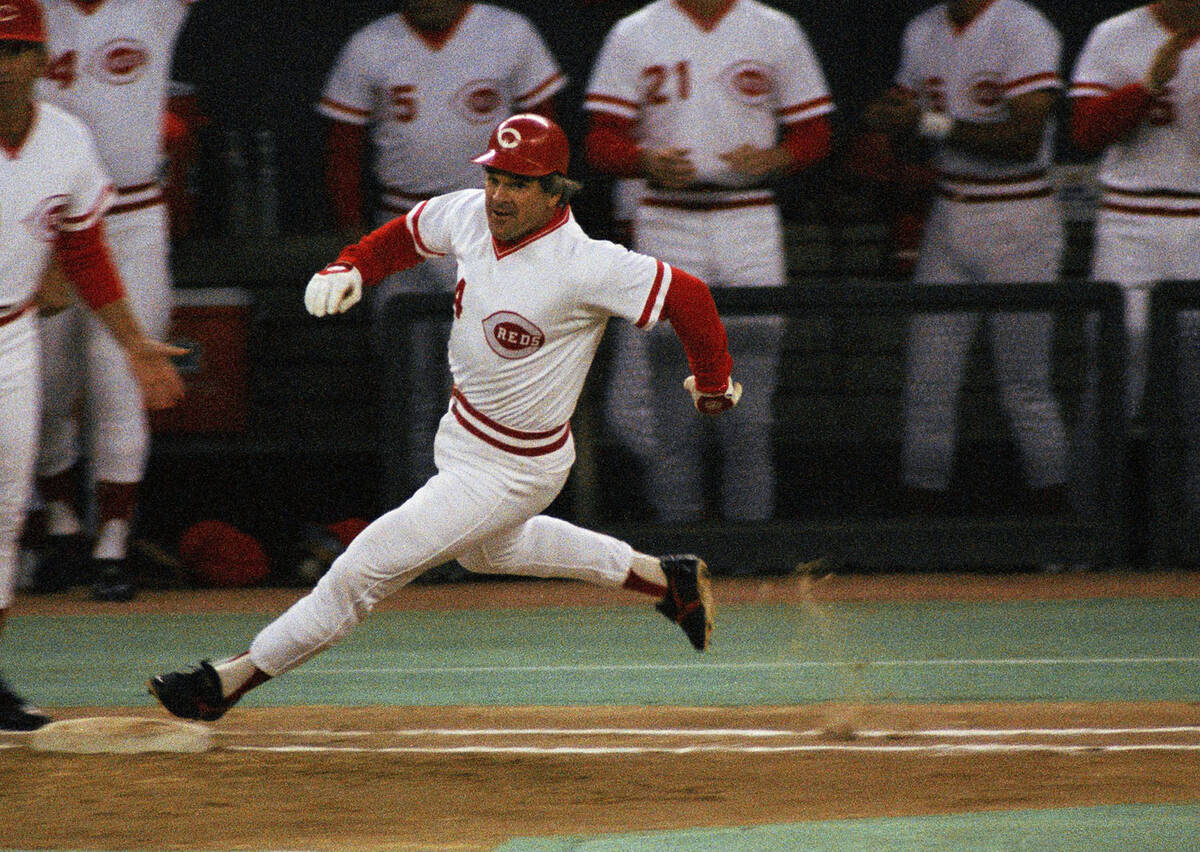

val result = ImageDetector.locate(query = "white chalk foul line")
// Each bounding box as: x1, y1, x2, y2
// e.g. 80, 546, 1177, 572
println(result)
296, 656, 1200, 676
219, 725, 1200, 739
225, 742, 1200, 756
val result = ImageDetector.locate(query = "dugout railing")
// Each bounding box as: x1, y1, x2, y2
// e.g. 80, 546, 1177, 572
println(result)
146, 279, 1128, 578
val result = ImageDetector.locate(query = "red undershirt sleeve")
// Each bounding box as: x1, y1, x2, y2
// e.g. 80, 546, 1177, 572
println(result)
661, 266, 733, 393
1071, 86, 1154, 155
584, 112, 643, 177
335, 215, 424, 286
53, 222, 125, 310
324, 119, 367, 230
782, 115, 832, 172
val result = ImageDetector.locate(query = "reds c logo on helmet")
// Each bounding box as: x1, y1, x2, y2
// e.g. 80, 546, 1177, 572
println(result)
471, 114, 569, 177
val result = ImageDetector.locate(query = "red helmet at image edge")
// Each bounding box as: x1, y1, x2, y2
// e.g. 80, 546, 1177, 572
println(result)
472, 114, 569, 177
0, 0, 46, 44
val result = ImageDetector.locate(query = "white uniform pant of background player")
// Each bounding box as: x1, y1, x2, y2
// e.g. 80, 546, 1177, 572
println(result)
37, 204, 171, 485
0, 314, 40, 610
371, 209, 455, 506
247, 412, 635, 675
1076, 209, 1200, 516
626, 202, 784, 522
902, 194, 1067, 492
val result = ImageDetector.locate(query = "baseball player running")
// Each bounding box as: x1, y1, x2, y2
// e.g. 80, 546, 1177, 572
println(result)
32, 0, 196, 601
583, 0, 833, 524
0, 0, 184, 730
149, 114, 739, 721
320, 0, 565, 513
866, 0, 1070, 512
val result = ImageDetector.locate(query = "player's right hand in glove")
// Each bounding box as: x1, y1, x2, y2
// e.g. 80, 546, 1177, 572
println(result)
684, 375, 742, 415
304, 262, 363, 317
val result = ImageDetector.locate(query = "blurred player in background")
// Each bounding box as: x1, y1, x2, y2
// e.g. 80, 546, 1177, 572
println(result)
0, 0, 184, 729
865, 0, 1070, 515
1069, 0, 1200, 526
584, 0, 833, 524
149, 114, 739, 721
319, 0, 565, 519
32, 0, 197, 601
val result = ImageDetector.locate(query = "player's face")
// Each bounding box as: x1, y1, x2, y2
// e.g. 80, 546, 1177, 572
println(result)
0, 42, 43, 110
483, 170, 561, 243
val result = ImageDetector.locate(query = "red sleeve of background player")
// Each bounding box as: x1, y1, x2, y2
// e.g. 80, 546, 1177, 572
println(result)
53, 222, 125, 310
324, 119, 367, 230
335, 215, 423, 286
660, 266, 733, 393
782, 115, 832, 172
1071, 85, 1154, 154
525, 97, 557, 122
585, 112, 642, 177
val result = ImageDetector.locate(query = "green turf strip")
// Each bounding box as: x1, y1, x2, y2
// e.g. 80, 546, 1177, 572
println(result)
491, 803, 1200, 851
4, 598, 1199, 706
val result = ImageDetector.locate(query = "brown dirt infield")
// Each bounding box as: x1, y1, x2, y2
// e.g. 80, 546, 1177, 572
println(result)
5, 571, 1200, 851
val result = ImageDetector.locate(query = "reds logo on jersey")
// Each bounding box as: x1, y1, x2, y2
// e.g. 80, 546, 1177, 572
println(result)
91, 39, 150, 85
721, 61, 775, 107
482, 311, 545, 359
967, 73, 1005, 110
451, 79, 505, 124
22, 196, 70, 242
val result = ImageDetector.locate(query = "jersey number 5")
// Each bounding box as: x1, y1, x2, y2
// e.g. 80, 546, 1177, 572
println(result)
642, 62, 691, 104
45, 51, 78, 89
390, 85, 417, 122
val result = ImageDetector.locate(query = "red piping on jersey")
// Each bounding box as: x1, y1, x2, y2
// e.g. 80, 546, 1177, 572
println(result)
1101, 201, 1200, 217
408, 200, 444, 257
451, 406, 572, 456
60, 184, 114, 228
319, 98, 371, 120
108, 196, 165, 216
0, 300, 34, 327
1004, 71, 1060, 92
673, 0, 738, 32
635, 260, 667, 328
518, 74, 565, 106
402, 3, 472, 51
451, 387, 566, 440
777, 96, 834, 120
643, 196, 774, 212
936, 186, 1054, 203
584, 93, 639, 113
1070, 86, 1154, 155
492, 205, 571, 260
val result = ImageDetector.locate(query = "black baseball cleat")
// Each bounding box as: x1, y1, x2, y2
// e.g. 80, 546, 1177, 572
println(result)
655, 554, 714, 651
148, 661, 234, 722
89, 558, 136, 602
0, 673, 51, 731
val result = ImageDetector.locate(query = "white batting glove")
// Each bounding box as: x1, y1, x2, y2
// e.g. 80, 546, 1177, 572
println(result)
304, 262, 363, 317
684, 375, 742, 415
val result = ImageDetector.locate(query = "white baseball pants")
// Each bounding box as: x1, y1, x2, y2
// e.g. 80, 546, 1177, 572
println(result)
0, 313, 40, 609
248, 411, 635, 676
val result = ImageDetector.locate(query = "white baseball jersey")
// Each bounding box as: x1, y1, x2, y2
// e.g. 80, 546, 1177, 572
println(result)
37, 0, 194, 212
319, 5, 565, 213
584, 0, 832, 203
404, 189, 668, 452
1070, 6, 1200, 210
0, 103, 113, 307
895, 0, 1061, 201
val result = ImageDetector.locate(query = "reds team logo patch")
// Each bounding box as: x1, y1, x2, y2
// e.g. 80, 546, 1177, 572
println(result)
721, 61, 775, 107
482, 311, 545, 359
91, 39, 150, 85
23, 196, 70, 242
967, 73, 1004, 109
452, 79, 505, 124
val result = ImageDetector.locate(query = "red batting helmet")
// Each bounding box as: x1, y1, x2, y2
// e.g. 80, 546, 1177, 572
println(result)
0, 0, 45, 44
472, 113, 569, 177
